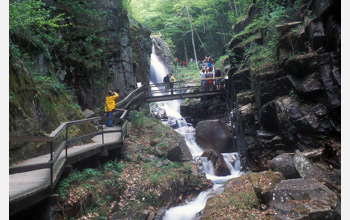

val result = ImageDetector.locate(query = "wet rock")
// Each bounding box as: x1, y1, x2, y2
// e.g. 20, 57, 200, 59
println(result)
201, 175, 260, 220
195, 119, 233, 153
201, 149, 230, 176
294, 150, 333, 185
233, 68, 251, 93
248, 171, 284, 204
305, 20, 326, 51
287, 72, 323, 95
269, 154, 300, 179
236, 91, 255, 106
320, 63, 341, 108
260, 76, 293, 106
153, 131, 192, 161
270, 179, 339, 219
284, 54, 319, 77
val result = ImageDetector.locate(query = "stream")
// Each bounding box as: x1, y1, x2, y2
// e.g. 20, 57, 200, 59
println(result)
149, 44, 242, 220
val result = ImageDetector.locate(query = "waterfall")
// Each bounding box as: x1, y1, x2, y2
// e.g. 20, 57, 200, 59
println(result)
149, 44, 242, 220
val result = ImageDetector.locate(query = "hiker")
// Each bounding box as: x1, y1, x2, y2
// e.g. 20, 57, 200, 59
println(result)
182, 60, 187, 67
163, 73, 170, 93
215, 69, 222, 90
169, 73, 176, 95
206, 67, 214, 91
200, 69, 206, 91
105, 89, 119, 127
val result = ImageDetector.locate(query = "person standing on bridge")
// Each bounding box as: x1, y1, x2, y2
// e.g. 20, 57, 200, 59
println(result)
105, 89, 119, 127
163, 73, 170, 94
169, 73, 176, 95
200, 69, 206, 91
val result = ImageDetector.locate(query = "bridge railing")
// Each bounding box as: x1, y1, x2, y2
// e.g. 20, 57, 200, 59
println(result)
148, 77, 225, 96
9, 86, 147, 190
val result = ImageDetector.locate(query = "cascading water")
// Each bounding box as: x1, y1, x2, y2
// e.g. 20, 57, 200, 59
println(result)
149, 43, 242, 220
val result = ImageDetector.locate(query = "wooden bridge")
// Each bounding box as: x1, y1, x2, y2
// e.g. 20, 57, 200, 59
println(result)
9, 79, 227, 216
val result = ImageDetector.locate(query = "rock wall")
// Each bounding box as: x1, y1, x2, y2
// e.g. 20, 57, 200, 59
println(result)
9, 0, 152, 163
227, 0, 340, 171
152, 36, 174, 73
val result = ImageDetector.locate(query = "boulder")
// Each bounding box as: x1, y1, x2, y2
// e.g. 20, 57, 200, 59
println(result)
269, 154, 300, 179
248, 171, 284, 203
201, 149, 230, 176
153, 131, 192, 162
270, 179, 339, 219
201, 175, 260, 220
82, 109, 95, 118
195, 120, 233, 153
294, 150, 333, 185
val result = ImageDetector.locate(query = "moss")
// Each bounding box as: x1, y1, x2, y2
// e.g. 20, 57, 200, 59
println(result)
202, 175, 261, 220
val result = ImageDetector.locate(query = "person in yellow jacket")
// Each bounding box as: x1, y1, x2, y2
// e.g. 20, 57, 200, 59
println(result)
105, 89, 119, 127
169, 74, 176, 95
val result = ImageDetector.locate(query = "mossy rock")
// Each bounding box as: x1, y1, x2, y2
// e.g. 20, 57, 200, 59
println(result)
201, 175, 260, 220
247, 171, 284, 204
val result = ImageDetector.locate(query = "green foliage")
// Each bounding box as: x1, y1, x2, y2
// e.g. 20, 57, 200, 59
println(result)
9, 0, 66, 35
129, 109, 146, 128
58, 160, 125, 200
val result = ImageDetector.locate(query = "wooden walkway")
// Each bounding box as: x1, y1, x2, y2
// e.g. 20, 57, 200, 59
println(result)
9, 81, 227, 216
9, 126, 123, 216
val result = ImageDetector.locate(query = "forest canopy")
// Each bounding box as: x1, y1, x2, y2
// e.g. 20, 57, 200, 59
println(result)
129, 0, 252, 61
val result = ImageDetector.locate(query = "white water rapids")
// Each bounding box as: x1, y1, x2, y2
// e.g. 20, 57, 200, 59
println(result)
149, 44, 242, 220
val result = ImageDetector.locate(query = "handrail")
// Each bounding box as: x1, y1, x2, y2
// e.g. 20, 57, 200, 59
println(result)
115, 85, 146, 108
9, 93, 136, 192
9, 79, 227, 199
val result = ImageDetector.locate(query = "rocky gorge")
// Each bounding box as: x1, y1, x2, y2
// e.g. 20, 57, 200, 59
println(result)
196, 0, 341, 219
9, 0, 341, 219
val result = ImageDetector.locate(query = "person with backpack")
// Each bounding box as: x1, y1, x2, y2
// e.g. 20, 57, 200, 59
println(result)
104, 89, 119, 127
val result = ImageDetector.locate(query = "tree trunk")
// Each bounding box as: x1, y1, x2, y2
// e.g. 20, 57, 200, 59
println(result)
227, 0, 236, 16
193, 26, 210, 56
233, 0, 239, 16
183, 36, 188, 66
186, 2, 199, 70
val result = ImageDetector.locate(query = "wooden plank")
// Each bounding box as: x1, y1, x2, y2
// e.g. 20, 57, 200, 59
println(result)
145, 90, 224, 102
66, 131, 103, 145
9, 162, 52, 174
9, 136, 54, 143
66, 117, 102, 126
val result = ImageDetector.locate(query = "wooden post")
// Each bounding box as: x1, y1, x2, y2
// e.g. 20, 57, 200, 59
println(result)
65, 126, 68, 158
102, 119, 105, 145
50, 164, 53, 190
50, 142, 53, 161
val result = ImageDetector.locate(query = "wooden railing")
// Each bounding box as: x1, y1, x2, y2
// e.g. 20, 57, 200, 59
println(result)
148, 77, 225, 96
9, 86, 147, 190
9, 82, 225, 190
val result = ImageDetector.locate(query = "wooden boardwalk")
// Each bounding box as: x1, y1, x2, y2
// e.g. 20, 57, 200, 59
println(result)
9, 126, 123, 215
9, 82, 227, 216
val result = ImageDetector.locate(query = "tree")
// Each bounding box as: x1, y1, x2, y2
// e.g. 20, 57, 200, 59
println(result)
185, 1, 199, 70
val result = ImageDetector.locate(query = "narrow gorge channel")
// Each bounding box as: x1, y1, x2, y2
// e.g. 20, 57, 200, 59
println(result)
149, 44, 242, 220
